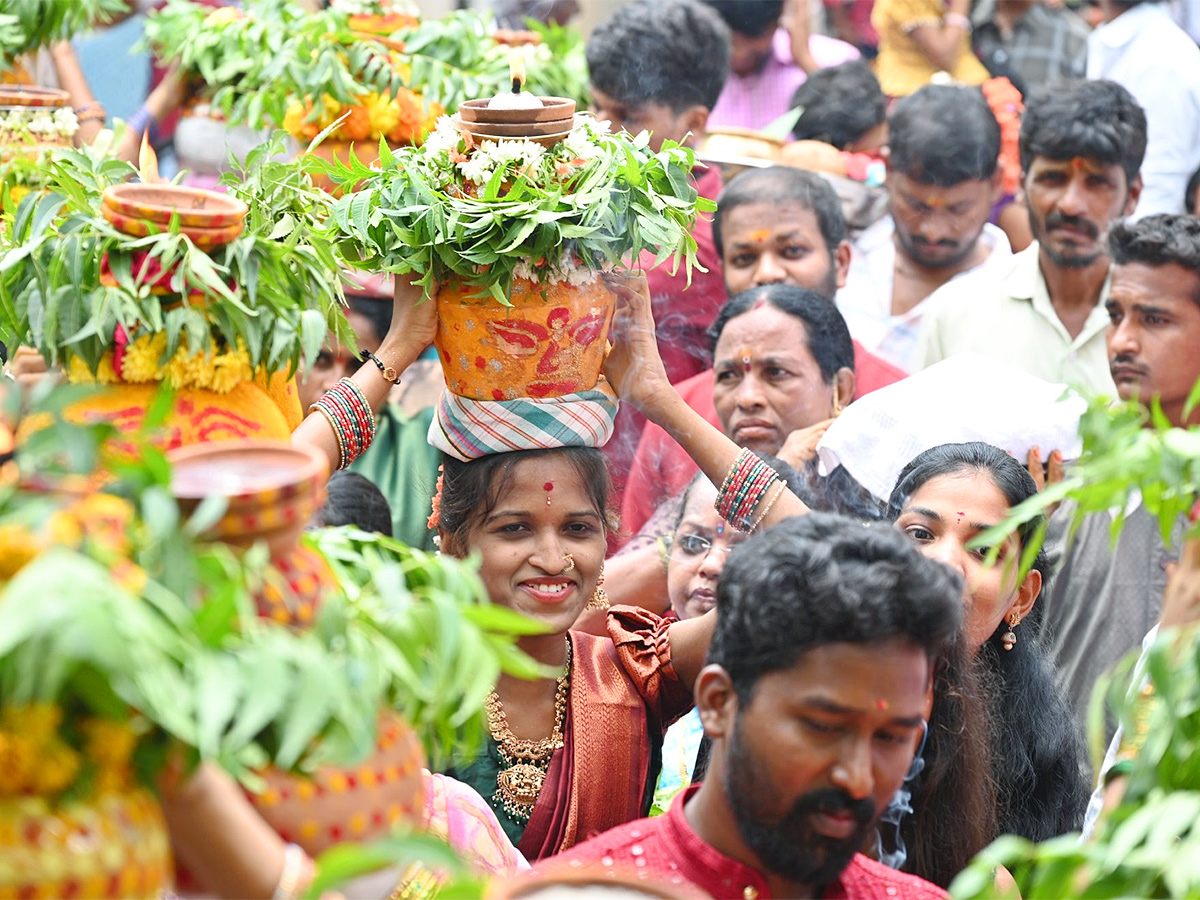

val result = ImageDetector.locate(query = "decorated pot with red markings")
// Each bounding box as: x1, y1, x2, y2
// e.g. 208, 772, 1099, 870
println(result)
0, 787, 173, 900
247, 713, 426, 858
435, 274, 616, 401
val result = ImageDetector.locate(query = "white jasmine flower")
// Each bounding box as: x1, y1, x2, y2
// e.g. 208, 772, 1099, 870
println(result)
457, 152, 494, 186
422, 116, 461, 158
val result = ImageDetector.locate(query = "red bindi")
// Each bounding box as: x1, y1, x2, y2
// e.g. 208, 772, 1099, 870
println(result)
544, 482, 554, 492
876, 698, 889, 711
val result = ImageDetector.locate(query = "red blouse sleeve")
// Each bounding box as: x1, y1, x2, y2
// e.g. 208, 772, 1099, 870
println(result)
606, 605, 695, 732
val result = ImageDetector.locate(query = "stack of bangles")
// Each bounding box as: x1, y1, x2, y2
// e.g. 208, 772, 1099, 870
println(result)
310, 377, 377, 470
715, 448, 787, 534
126, 104, 157, 138
74, 102, 107, 126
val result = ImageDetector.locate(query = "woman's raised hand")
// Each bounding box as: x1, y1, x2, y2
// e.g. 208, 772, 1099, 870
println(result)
384, 275, 439, 354
602, 270, 672, 416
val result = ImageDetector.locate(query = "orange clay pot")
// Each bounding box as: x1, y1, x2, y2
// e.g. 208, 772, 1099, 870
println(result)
435, 275, 616, 401
99, 204, 243, 249
247, 714, 426, 857
0, 85, 71, 108
164, 441, 426, 856
101, 183, 248, 231
0, 788, 173, 899
169, 440, 335, 626
63, 381, 293, 455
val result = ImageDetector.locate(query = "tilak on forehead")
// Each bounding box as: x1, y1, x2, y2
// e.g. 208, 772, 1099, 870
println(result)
741, 347, 752, 372
544, 481, 554, 506
749, 228, 771, 242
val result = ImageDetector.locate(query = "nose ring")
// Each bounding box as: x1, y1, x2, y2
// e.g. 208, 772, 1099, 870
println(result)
563, 553, 575, 571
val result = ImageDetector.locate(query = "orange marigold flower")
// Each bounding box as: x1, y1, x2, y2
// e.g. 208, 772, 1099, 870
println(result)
981, 77, 1024, 196
427, 465, 444, 530
337, 105, 373, 142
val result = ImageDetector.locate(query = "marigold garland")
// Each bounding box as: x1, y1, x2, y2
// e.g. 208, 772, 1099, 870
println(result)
65, 334, 257, 394
0, 705, 138, 799
981, 77, 1024, 197
283, 89, 443, 146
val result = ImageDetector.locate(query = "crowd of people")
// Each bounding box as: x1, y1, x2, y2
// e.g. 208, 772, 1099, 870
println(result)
6, 0, 1200, 897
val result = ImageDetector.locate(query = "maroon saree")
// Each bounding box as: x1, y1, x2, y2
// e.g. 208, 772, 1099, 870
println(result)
517, 608, 693, 859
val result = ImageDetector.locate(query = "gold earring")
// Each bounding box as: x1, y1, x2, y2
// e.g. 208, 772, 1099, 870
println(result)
588, 569, 609, 611
1001, 612, 1020, 651
832, 393, 844, 417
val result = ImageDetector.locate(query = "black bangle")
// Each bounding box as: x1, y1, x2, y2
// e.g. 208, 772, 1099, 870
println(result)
360, 349, 401, 385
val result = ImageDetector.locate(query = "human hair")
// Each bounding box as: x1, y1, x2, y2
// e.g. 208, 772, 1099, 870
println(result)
1187, 166, 1200, 215
699, 0, 783, 36
708, 512, 963, 703
712, 166, 847, 262
437, 448, 613, 551
790, 60, 886, 150
345, 294, 393, 349
586, 0, 731, 113
313, 470, 393, 536
898, 634, 996, 887
707, 284, 855, 380
1108, 214, 1200, 309
1019, 79, 1147, 185
885, 443, 1089, 848
888, 84, 1001, 186
887, 442, 1051, 584
975, 624, 1091, 841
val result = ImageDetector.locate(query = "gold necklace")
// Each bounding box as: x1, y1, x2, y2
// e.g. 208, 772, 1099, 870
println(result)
486, 640, 572, 824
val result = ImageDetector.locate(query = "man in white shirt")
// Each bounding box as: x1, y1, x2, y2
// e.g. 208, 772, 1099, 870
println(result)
916, 79, 1147, 395
1087, 0, 1200, 217
837, 84, 1013, 372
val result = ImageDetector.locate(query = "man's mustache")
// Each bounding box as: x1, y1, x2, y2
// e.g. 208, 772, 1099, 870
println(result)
1045, 211, 1098, 238
797, 789, 877, 825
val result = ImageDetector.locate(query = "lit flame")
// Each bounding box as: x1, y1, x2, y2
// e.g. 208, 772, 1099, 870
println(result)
138, 132, 162, 184
509, 50, 526, 93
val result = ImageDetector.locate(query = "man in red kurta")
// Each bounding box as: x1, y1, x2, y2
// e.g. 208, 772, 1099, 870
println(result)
619, 167, 906, 539
586, 0, 733, 507
532, 514, 959, 900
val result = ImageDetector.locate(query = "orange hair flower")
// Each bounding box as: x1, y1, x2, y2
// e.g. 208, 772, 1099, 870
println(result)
427, 464, 444, 531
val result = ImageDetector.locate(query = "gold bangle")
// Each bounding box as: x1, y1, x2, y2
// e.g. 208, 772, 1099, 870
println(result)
310, 403, 346, 470
749, 480, 787, 533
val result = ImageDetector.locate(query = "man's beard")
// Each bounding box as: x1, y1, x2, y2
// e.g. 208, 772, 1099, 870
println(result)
1031, 210, 1104, 269
723, 717, 877, 886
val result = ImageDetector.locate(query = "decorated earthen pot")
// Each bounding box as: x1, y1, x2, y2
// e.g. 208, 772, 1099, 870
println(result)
435, 274, 616, 400
167, 440, 428, 855
0, 787, 173, 900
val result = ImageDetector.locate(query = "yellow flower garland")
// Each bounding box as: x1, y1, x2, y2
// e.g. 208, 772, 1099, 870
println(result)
0, 705, 139, 799
66, 334, 256, 394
